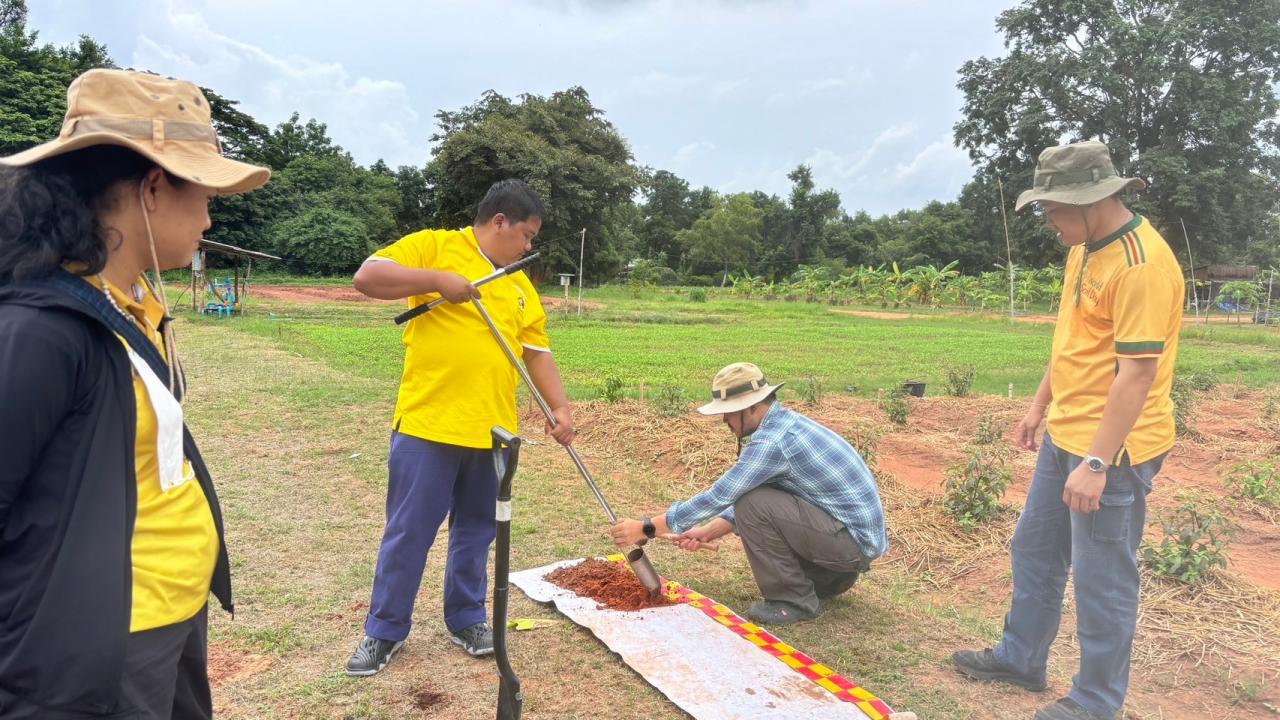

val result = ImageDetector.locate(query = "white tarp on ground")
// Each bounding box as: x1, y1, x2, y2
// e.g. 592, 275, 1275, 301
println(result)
510, 559, 873, 720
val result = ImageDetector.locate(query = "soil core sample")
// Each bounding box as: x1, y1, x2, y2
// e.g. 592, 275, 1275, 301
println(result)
545, 558, 673, 611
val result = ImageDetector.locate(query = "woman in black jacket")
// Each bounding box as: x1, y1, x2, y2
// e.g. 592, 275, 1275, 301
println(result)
0, 69, 269, 719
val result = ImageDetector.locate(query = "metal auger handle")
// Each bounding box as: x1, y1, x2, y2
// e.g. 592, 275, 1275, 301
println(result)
392, 252, 541, 325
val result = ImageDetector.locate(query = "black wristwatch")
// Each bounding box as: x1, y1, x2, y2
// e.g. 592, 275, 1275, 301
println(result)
1084, 455, 1108, 473
641, 517, 656, 539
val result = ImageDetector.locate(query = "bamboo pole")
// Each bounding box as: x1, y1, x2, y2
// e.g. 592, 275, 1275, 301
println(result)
577, 228, 586, 317
997, 178, 1014, 321
1180, 219, 1200, 320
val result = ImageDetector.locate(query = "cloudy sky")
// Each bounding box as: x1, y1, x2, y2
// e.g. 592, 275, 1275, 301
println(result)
29, 0, 1014, 215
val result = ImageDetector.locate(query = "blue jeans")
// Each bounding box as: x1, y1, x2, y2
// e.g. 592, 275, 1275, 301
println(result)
365, 433, 499, 642
993, 435, 1162, 716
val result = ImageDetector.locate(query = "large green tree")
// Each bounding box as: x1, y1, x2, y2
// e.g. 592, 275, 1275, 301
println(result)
678, 193, 763, 284
823, 210, 880, 269
268, 153, 398, 269
784, 165, 842, 264
428, 87, 642, 282
955, 0, 1280, 265
1, 0, 111, 155
748, 190, 794, 280
876, 201, 985, 271
637, 169, 703, 268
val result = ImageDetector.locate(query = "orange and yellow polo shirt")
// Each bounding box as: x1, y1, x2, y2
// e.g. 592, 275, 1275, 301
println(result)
1047, 215, 1185, 464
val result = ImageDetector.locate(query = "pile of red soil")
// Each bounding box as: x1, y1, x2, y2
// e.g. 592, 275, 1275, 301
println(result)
545, 558, 672, 611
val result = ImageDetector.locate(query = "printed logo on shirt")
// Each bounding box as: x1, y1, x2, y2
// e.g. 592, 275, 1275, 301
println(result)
1081, 274, 1103, 306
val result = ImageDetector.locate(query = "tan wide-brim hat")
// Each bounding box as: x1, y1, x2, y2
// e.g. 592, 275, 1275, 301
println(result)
1014, 140, 1144, 211
696, 362, 785, 415
0, 69, 270, 194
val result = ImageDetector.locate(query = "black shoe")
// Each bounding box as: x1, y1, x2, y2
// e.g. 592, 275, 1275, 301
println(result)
450, 622, 494, 657
745, 600, 819, 626
951, 648, 1047, 691
815, 571, 861, 600
1034, 697, 1117, 720
345, 635, 404, 677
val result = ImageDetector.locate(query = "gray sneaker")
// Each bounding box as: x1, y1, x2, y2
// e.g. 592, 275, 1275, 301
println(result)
951, 648, 1047, 691
449, 622, 494, 657
745, 600, 819, 626
1034, 698, 1117, 720
345, 635, 404, 677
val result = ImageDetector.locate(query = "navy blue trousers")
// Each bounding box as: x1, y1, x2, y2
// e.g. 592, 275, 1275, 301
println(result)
365, 432, 498, 642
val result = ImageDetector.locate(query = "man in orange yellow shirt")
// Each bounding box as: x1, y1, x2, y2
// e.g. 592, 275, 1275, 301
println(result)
953, 141, 1184, 720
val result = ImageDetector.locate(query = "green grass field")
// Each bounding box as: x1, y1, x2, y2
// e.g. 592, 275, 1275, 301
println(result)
229, 285, 1280, 402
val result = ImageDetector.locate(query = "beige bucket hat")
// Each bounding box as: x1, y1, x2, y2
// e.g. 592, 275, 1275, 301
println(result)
1014, 140, 1144, 211
696, 362, 785, 415
0, 69, 269, 194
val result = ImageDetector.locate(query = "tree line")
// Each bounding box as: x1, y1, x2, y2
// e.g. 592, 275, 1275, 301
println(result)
3, 0, 1276, 281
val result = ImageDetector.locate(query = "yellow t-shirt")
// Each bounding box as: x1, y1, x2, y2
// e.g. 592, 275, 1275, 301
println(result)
1046, 215, 1185, 464
371, 227, 550, 448
88, 276, 219, 632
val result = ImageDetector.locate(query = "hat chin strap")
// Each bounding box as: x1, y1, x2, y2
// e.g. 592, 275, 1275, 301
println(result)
139, 179, 186, 402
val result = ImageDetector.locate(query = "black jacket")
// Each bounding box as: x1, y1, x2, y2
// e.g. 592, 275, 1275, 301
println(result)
0, 277, 232, 718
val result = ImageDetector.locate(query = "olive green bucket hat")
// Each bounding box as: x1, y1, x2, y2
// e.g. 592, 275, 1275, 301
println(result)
1014, 140, 1145, 211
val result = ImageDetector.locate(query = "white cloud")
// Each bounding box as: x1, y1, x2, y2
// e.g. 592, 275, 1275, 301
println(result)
709, 78, 748, 100
804, 122, 919, 179
802, 77, 846, 94
671, 141, 716, 167
626, 71, 705, 97
27, 0, 1008, 215
131, 6, 426, 167
892, 135, 970, 184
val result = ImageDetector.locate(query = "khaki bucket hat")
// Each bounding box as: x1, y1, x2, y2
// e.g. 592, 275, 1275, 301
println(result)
0, 69, 269, 194
1014, 140, 1144, 211
697, 362, 785, 415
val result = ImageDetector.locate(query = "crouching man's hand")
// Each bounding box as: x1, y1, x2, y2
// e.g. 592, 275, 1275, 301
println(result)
610, 518, 646, 547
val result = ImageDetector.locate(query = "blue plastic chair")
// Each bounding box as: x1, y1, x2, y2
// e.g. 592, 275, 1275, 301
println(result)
202, 278, 236, 318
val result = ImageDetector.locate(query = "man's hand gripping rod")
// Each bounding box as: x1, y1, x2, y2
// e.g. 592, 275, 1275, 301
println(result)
393, 252, 541, 326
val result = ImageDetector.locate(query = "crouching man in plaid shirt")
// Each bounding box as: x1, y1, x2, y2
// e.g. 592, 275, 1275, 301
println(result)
611, 362, 888, 626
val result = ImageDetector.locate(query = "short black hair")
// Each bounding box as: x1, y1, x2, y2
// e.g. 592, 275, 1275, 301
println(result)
474, 179, 545, 225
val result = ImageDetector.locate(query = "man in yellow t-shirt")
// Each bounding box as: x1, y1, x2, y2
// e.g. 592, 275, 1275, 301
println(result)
344, 179, 576, 675
953, 142, 1184, 720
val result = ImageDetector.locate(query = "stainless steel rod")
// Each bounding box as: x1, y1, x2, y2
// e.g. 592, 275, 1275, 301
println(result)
471, 298, 619, 524
393, 252, 541, 325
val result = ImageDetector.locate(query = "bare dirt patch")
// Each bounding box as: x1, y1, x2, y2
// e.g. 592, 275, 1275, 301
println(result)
541, 295, 606, 312
251, 284, 398, 303
206, 643, 272, 688
411, 685, 451, 712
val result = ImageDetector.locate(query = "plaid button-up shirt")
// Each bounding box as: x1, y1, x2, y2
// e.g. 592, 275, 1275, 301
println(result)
666, 402, 888, 559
